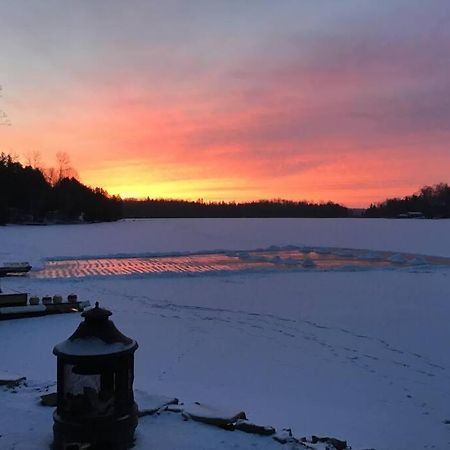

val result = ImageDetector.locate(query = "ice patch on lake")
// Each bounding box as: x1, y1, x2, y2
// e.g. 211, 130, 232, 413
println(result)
359, 251, 383, 261
388, 254, 407, 264
302, 257, 316, 268
410, 256, 427, 266
29, 246, 450, 280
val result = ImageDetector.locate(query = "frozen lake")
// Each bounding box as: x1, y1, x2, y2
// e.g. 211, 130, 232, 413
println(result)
1, 219, 450, 450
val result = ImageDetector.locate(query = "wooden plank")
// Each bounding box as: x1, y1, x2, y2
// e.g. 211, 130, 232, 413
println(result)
0, 305, 46, 314
0, 293, 28, 307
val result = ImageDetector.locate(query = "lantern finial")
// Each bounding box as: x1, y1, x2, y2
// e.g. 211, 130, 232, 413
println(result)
95, 301, 99, 308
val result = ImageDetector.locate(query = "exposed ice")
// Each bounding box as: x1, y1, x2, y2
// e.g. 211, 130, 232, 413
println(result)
409, 256, 427, 266
302, 257, 316, 268
388, 254, 407, 264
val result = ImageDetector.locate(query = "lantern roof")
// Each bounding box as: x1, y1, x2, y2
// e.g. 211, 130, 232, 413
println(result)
82, 302, 112, 320
53, 302, 138, 357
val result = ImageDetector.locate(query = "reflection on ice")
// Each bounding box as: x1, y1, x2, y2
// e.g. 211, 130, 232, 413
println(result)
32, 246, 450, 279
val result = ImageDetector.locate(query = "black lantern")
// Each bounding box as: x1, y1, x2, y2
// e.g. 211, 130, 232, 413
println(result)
53, 302, 138, 449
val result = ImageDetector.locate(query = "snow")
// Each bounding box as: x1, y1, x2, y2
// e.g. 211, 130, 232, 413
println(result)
1, 218, 450, 449
2, 261, 30, 267
0, 370, 26, 385
136, 390, 178, 415
54, 337, 131, 356
0, 381, 341, 450
183, 401, 246, 425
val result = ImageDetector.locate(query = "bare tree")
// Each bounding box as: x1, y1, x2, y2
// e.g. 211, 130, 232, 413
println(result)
42, 152, 79, 185
44, 167, 58, 186
0, 85, 12, 127
55, 151, 79, 182
24, 150, 42, 169
56, 151, 70, 181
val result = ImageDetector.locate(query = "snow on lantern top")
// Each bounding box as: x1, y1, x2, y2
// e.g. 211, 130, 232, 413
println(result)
53, 302, 138, 358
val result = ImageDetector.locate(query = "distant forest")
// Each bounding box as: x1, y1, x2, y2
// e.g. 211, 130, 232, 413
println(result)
366, 183, 450, 218
0, 153, 122, 224
0, 152, 348, 223
2, 151, 449, 223
123, 198, 349, 218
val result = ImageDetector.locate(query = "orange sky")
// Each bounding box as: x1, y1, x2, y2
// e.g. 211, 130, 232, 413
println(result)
1, 1, 449, 207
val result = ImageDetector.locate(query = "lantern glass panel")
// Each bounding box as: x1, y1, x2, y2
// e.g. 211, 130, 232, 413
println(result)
62, 363, 116, 417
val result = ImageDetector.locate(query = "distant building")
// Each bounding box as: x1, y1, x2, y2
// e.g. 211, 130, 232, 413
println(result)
349, 208, 366, 217
396, 212, 425, 219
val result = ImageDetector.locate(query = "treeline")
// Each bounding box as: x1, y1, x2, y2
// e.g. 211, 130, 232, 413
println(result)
0, 153, 122, 224
123, 198, 349, 218
366, 183, 450, 218
5, 149, 448, 221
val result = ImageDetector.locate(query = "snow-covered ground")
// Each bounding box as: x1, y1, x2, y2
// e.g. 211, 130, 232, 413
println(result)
1, 219, 450, 449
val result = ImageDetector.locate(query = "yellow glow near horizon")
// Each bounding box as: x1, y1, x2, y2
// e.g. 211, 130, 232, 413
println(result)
79, 158, 428, 207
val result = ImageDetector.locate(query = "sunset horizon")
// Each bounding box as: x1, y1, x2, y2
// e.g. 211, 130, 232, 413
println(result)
1, 1, 449, 208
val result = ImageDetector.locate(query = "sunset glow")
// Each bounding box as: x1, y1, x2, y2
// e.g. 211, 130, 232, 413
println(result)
1, 1, 449, 206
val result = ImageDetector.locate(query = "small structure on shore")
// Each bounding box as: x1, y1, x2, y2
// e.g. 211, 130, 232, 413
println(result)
0, 262, 32, 277
53, 302, 139, 449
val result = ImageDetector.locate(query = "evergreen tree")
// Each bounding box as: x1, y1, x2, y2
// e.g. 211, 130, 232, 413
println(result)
0, 153, 122, 223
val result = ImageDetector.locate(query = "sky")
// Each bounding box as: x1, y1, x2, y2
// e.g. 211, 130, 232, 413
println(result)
0, 0, 449, 207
